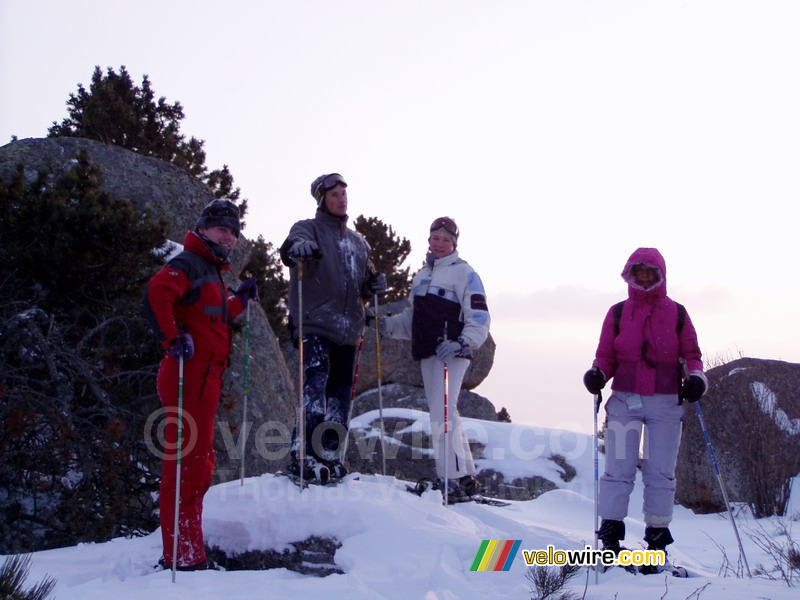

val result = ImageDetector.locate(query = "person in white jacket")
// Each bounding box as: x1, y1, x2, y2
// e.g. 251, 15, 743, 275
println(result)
380, 217, 490, 498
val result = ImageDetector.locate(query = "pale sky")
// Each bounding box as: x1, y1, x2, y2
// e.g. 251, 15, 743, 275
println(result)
2, 0, 798, 433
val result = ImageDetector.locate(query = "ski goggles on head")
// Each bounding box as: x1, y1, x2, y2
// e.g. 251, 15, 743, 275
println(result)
313, 173, 347, 199
429, 216, 459, 238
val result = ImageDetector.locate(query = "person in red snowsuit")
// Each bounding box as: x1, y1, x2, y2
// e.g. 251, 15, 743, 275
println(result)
142, 199, 258, 571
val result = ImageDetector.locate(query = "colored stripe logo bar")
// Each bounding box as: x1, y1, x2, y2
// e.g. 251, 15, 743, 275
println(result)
470, 540, 521, 571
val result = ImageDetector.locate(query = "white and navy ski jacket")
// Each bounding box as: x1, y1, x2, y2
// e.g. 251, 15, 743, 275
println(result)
384, 251, 490, 360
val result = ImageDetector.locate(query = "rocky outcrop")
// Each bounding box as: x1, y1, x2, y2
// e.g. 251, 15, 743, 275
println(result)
676, 357, 800, 517
1, 138, 203, 239
0, 137, 499, 483
0, 137, 297, 478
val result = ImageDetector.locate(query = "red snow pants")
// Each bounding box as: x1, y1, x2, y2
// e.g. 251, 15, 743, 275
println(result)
157, 351, 226, 567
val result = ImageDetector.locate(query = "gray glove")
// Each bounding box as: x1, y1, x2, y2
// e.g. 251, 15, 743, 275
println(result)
435, 338, 471, 361
368, 272, 387, 296
289, 240, 320, 260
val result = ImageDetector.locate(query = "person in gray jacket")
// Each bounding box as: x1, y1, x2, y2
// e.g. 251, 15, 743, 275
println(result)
379, 217, 490, 500
279, 173, 386, 482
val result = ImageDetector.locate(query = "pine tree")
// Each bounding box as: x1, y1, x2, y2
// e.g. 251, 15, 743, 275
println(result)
0, 554, 56, 600
0, 155, 165, 552
496, 407, 512, 423
353, 215, 412, 302
240, 236, 289, 340
0, 150, 167, 311
48, 65, 248, 219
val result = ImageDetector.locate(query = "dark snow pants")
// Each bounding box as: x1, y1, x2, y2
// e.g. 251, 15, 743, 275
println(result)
291, 335, 357, 462
157, 351, 225, 568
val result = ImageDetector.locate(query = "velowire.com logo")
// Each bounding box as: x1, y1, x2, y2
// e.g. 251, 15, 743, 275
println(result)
469, 540, 522, 571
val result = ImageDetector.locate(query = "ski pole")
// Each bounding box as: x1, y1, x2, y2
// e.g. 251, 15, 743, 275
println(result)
443, 323, 449, 507
297, 260, 305, 490
681, 359, 752, 577
171, 352, 185, 583
240, 300, 251, 486
593, 390, 602, 585
341, 330, 364, 462
374, 293, 387, 476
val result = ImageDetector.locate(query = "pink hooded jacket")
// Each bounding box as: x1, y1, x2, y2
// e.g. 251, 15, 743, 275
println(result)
594, 247, 703, 396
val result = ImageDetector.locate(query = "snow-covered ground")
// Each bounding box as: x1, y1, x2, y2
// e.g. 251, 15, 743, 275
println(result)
9, 411, 799, 599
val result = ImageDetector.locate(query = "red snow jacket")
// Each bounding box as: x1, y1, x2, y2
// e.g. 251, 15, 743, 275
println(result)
593, 247, 703, 396
142, 231, 245, 360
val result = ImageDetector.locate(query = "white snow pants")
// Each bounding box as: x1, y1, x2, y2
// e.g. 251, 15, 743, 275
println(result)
598, 392, 684, 528
420, 356, 477, 480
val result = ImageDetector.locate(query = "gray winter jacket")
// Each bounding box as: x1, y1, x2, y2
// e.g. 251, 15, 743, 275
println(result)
280, 210, 373, 346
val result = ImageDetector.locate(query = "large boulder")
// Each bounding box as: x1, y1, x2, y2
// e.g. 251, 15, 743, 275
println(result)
281, 298, 496, 395
352, 383, 499, 422
1, 137, 206, 241
0, 137, 297, 478
676, 357, 800, 517
355, 299, 496, 392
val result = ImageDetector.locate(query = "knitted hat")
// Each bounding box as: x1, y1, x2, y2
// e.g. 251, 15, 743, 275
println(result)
310, 173, 347, 206
196, 199, 240, 238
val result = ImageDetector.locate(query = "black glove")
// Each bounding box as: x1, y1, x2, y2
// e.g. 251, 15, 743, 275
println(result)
364, 307, 388, 334
680, 372, 707, 403
168, 332, 195, 360
368, 272, 387, 296
583, 367, 606, 394
234, 277, 259, 305
289, 240, 320, 260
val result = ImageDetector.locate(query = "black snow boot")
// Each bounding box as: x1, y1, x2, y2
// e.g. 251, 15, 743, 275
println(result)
644, 526, 674, 551
595, 519, 635, 573
640, 526, 674, 575
597, 519, 626, 553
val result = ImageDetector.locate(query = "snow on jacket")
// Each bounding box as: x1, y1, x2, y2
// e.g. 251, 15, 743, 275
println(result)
142, 230, 245, 360
593, 247, 703, 396
279, 209, 373, 346
384, 251, 490, 360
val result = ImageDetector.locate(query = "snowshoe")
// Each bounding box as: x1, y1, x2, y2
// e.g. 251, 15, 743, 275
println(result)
594, 562, 638, 575
405, 477, 510, 506
638, 556, 689, 577
282, 456, 331, 486
323, 459, 349, 480
592, 544, 638, 575
156, 556, 225, 572
639, 527, 686, 576
409, 477, 435, 496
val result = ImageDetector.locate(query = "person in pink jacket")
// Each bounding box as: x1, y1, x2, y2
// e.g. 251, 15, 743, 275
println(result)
583, 247, 707, 573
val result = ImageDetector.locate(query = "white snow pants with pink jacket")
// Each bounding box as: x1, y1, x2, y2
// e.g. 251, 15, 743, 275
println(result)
592, 247, 704, 528
599, 392, 684, 528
